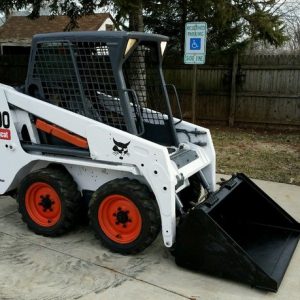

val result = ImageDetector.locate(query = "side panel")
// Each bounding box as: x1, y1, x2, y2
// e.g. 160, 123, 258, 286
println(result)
0, 86, 34, 193
2, 85, 178, 247
175, 119, 216, 192
65, 164, 137, 192
86, 125, 177, 247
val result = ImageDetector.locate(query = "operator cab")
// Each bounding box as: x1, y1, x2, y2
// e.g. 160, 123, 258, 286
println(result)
25, 31, 180, 147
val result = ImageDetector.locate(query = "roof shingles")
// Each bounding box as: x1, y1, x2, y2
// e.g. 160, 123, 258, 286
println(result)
0, 13, 112, 42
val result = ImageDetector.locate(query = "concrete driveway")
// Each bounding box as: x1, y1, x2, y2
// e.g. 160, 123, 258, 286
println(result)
0, 177, 299, 300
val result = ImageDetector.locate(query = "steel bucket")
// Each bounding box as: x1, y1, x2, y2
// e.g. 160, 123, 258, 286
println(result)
175, 173, 300, 292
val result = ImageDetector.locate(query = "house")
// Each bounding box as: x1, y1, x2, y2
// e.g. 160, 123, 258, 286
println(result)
0, 13, 115, 55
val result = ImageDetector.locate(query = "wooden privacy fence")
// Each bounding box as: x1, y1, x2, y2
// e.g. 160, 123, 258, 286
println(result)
164, 54, 300, 128
0, 53, 299, 128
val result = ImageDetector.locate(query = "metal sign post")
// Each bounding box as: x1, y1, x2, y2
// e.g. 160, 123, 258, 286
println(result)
184, 22, 207, 123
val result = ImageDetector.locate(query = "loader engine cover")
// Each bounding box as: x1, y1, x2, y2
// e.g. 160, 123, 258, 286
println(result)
175, 173, 300, 292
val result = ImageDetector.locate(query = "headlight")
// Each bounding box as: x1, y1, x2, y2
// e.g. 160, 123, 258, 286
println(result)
160, 41, 167, 55
125, 39, 137, 56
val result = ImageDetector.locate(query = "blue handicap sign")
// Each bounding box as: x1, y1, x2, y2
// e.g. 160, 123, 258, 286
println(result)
190, 38, 201, 50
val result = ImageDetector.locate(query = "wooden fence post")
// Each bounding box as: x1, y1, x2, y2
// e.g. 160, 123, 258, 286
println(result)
229, 52, 239, 126
191, 64, 197, 124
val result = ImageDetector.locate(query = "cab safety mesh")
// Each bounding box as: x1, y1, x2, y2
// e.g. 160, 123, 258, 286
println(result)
32, 41, 127, 130
123, 42, 169, 125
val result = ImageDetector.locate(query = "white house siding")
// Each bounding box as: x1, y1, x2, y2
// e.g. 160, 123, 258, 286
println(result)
98, 17, 114, 31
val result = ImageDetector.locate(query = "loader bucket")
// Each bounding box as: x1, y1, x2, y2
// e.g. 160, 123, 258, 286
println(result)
175, 173, 300, 292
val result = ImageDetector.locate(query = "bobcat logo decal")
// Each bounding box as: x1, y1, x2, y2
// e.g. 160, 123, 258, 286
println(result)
112, 138, 130, 160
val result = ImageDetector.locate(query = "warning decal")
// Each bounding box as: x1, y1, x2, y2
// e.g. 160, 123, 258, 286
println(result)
0, 129, 11, 140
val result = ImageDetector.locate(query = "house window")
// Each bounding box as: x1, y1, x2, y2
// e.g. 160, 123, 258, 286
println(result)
105, 24, 114, 31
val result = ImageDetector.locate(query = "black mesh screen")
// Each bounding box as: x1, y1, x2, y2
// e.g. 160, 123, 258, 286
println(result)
123, 42, 169, 125
32, 41, 126, 130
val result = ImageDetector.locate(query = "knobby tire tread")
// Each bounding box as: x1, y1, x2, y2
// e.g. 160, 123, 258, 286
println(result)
17, 166, 81, 237
89, 178, 161, 254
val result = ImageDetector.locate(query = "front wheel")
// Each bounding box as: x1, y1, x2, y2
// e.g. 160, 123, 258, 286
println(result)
89, 178, 161, 254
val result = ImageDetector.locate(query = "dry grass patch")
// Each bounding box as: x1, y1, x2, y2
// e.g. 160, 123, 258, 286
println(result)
208, 126, 300, 185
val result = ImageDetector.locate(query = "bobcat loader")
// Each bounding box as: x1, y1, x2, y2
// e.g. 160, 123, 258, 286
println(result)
0, 31, 299, 292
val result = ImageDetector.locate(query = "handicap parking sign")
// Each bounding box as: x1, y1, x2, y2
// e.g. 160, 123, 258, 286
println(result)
190, 38, 201, 50
184, 22, 207, 64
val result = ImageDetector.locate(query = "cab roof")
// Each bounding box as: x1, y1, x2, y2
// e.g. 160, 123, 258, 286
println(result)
32, 31, 169, 44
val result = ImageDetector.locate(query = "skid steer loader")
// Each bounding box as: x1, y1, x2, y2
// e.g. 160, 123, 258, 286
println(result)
0, 31, 299, 292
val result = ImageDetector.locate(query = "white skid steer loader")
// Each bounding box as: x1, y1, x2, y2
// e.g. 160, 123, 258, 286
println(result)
0, 31, 299, 292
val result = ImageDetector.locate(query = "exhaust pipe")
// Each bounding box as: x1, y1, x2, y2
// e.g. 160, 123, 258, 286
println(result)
175, 173, 300, 292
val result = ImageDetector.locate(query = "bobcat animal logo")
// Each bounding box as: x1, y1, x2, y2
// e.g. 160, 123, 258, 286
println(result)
112, 138, 130, 160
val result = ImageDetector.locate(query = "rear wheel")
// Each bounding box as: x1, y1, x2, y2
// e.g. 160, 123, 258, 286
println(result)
89, 178, 161, 254
17, 167, 81, 236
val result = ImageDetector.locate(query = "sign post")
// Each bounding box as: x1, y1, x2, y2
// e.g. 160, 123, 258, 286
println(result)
184, 22, 207, 123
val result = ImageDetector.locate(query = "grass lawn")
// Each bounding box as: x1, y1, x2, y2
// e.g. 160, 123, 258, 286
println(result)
208, 126, 300, 186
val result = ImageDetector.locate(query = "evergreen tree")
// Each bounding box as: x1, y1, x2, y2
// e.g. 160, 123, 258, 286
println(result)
0, 0, 288, 54
144, 0, 287, 55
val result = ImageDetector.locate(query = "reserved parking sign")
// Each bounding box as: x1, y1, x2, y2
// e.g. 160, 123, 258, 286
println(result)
184, 22, 207, 64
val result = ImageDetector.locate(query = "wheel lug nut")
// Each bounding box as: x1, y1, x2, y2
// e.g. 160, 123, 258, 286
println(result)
113, 213, 116, 217
123, 224, 127, 228
118, 207, 121, 211
115, 221, 120, 225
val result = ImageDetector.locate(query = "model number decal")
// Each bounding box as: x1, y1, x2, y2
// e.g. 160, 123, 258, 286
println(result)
0, 111, 11, 140
0, 111, 10, 128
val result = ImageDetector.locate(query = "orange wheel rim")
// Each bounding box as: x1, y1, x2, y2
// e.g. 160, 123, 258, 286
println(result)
98, 194, 142, 244
25, 182, 61, 227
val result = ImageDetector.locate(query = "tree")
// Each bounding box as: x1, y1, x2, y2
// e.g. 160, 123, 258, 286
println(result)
0, 0, 145, 31
0, 0, 288, 54
0, 0, 29, 20
243, 1, 300, 55
113, 0, 144, 31
144, 0, 288, 56
280, 1, 300, 52
0, 1, 102, 29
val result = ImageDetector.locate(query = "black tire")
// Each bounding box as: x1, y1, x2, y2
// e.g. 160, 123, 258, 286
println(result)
89, 178, 161, 254
17, 167, 81, 236
178, 173, 202, 210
